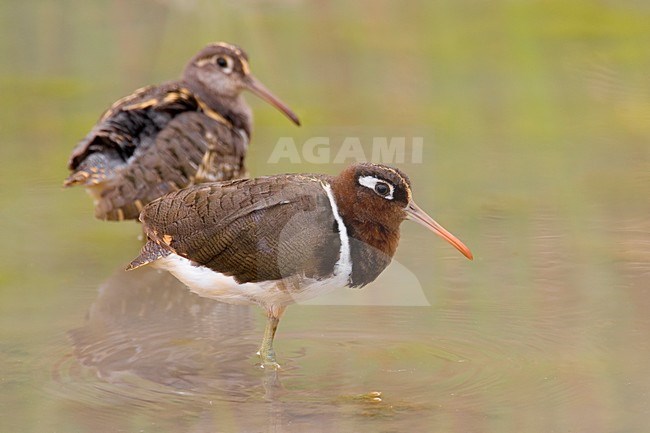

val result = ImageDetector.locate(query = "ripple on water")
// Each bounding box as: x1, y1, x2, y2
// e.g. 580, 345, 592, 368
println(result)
46, 267, 272, 411
44, 265, 603, 420
275, 302, 604, 416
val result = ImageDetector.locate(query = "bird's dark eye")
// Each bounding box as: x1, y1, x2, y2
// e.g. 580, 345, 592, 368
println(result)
374, 182, 390, 196
216, 57, 228, 68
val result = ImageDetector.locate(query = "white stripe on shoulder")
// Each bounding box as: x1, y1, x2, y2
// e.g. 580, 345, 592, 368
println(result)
321, 182, 352, 282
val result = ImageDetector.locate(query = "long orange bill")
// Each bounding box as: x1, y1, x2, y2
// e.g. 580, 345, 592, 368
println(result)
244, 75, 301, 126
405, 200, 473, 260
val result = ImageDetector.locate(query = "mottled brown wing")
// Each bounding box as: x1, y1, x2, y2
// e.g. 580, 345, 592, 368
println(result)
139, 175, 341, 283
94, 112, 246, 221
66, 83, 184, 175
64, 82, 245, 221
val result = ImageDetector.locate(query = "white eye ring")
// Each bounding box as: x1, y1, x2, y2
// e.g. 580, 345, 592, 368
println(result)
358, 176, 394, 200
215, 55, 234, 74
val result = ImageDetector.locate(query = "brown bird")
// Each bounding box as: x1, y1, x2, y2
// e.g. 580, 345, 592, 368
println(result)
64, 42, 300, 221
127, 163, 473, 368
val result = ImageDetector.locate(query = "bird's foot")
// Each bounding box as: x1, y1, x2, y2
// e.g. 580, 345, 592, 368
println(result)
257, 349, 281, 370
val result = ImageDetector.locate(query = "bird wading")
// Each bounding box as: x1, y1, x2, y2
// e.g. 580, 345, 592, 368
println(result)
127, 163, 473, 368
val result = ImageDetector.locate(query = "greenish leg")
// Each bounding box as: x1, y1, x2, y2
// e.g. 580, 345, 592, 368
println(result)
257, 306, 285, 369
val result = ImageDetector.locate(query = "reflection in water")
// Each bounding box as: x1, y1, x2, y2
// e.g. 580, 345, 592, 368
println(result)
4, 0, 650, 430
47, 251, 641, 432
56, 266, 299, 431
59, 266, 463, 432
64, 267, 269, 398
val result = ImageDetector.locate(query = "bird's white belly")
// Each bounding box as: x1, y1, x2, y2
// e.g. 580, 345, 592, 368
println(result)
152, 180, 353, 308
154, 253, 350, 307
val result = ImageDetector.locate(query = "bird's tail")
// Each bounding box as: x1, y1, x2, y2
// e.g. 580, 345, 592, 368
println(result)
126, 240, 171, 271
63, 170, 93, 187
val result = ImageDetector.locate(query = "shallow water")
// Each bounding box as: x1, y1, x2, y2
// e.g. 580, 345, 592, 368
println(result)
2, 1, 650, 432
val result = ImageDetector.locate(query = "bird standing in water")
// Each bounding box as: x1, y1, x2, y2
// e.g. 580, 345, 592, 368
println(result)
127, 163, 473, 368
64, 42, 300, 221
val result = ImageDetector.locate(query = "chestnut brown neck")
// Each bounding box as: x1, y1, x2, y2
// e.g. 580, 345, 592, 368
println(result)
331, 170, 403, 287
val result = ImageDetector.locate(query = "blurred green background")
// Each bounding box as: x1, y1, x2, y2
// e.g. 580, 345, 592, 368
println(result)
1, 1, 649, 432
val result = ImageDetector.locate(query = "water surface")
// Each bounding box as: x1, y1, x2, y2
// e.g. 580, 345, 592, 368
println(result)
1, 1, 649, 432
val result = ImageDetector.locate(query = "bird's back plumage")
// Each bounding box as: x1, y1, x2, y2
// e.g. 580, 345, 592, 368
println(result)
131, 175, 343, 285
65, 83, 247, 220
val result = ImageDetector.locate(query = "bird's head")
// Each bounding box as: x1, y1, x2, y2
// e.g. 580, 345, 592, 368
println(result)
185, 42, 300, 125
